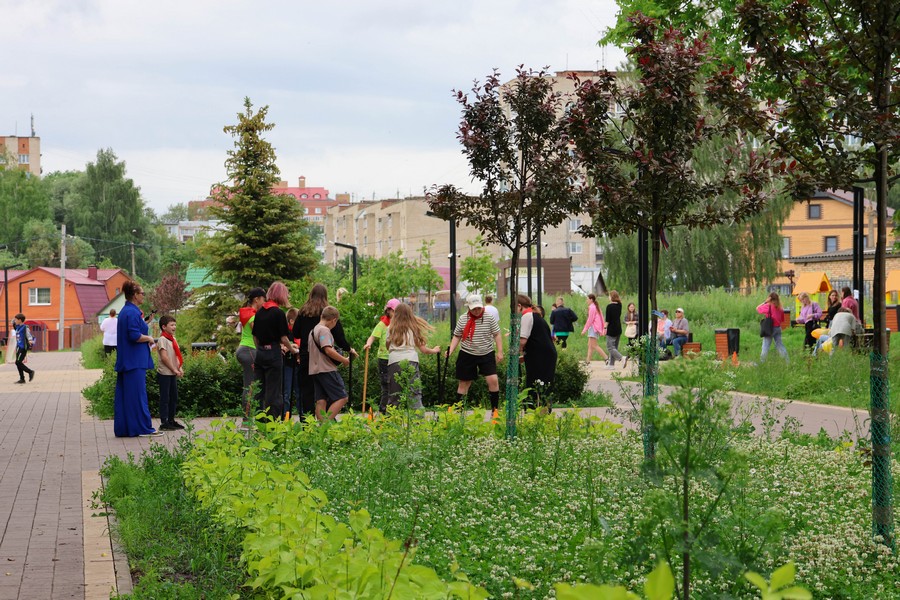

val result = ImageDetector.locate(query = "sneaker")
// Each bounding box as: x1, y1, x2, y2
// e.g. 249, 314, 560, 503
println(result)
159, 422, 176, 431
139, 430, 165, 437
14, 379, 25, 384
169, 421, 185, 430
28, 371, 34, 382
491, 408, 499, 419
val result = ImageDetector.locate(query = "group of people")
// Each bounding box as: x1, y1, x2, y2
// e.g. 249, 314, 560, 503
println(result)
113, 280, 185, 437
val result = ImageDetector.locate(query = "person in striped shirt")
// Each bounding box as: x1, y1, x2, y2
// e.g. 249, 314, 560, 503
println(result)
446, 294, 504, 417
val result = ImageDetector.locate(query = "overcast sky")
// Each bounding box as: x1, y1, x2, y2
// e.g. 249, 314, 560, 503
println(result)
2, 0, 625, 216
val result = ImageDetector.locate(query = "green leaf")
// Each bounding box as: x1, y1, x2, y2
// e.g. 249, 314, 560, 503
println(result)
744, 571, 768, 591
644, 562, 675, 600
778, 586, 813, 600
770, 562, 796, 591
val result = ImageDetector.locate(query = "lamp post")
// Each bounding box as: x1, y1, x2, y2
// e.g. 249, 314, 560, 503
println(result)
2, 263, 22, 347
425, 212, 458, 331
18, 279, 34, 313
332, 241, 358, 293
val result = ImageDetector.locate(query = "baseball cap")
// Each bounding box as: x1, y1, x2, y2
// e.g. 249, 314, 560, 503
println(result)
466, 294, 484, 309
676, 307, 684, 314
385, 298, 400, 311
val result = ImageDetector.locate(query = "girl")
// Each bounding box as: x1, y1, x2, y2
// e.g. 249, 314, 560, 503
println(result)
581, 294, 609, 363
384, 303, 440, 412
624, 302, 639, 352
758, 292, 789, 362
363, 298, 400, 414
824, 289, 841, 327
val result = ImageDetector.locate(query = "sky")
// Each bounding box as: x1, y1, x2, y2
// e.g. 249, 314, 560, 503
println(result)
2, 0, 626, 216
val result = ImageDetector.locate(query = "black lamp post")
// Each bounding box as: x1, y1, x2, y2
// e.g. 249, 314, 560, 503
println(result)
3, 263, 22, 346
18, 279, 34, 313
425, 212, 458, 331
332, 242, 358, 293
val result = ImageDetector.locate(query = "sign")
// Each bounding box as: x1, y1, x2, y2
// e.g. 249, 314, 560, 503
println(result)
434, 302, 450, 309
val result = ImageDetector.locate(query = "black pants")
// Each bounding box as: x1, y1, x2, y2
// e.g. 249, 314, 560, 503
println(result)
254, 347, 284, 419
158, 373, 178, 424
15, 348, 33, 381
804, 320, 819, 349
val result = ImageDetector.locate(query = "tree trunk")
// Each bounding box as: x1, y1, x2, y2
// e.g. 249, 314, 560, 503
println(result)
505, 245, 521, 438
642, 231, 662, 463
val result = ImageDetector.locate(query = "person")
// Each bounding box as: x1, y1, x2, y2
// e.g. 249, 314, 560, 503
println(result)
446, 294, 504, 418
796, 292, 823, 350
156, 315, 185, 431
657, 309, 673, 350
518, 294, 557, 411
237, 287, 266, 419
282, 307, 300, 418
582, 294, 609, 363
308, 305, 351, 421
484, 294, 500, 323
829, 307, 863, 350
549, 296, 578, 348
841, 286, 861, 322
670, 308, 691, 358
293, 284, 356, 418
100, 309, 118, 355
757, 293, 788, 362
384, 303, 440, 412
604, 290, 625, 368
363, 298, 400, 413
252, 281, 298, 419
113, 281, 159, 437
824, 289, 841, 327
624, 302, 639, 351
12, 314, 35, 384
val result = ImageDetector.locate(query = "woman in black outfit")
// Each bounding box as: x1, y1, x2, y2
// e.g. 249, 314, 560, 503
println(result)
824, 289, 841, 327
293, 284, 355, 418
605, 290, 625, 368
549, 296, 578, 348
251, 281, 297, 419
518, 294, 557, 411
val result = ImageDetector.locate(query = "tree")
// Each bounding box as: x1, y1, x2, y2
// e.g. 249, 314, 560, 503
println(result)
412, 240, 445, 317
160, 203, 188, 223
430, 68, 583, 436
23, 220, 96, 268
459, 236, 499, 298
148, 270, 190, 315
200, 98, 318, 295
70, 149, 160, 279
566, 16, 778, 459
0, 167, 52, 255
42, 170, 84, 230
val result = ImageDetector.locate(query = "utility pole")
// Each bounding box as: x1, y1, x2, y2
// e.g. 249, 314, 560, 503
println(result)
59, 224, 66, 350
131, 241, 136, 278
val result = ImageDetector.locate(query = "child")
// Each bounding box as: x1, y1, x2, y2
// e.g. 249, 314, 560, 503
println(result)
385, 303, 440, 412
12, 314, 35, 384
282, 307, 300, 419
308, 306, 351, 421
156, 315, 185, 430
363, 298, 400, 413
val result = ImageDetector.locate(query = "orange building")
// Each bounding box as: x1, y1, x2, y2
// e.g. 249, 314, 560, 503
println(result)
0, 266, 129, 350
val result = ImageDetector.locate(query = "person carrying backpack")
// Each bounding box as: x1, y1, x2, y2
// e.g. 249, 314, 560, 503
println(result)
12, 313, 35, 384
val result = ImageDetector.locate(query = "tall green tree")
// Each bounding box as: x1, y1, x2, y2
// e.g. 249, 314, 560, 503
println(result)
70, 149, 160, 279
42, 170, 84, 230
430, 67, 583, 436
23, 219, 96, 268
0, 167, 52, 255
200, 97, 318, 294
459, 236, 499, 298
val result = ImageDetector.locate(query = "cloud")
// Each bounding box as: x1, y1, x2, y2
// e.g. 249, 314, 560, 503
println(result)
1, 0, 625, 214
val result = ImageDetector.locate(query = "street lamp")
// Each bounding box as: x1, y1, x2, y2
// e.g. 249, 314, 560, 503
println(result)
331, 241, 358, 293
2, 263, 23, 346
18, 279, 34, 313
425, 212, 458, 331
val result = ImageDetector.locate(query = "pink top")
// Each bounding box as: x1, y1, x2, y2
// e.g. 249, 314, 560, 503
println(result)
582, 302, 606, 334
757, 302, 785, 327
841, 296, 860, 321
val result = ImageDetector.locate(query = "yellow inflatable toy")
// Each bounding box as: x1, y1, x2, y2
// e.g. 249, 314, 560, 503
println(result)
821, 339, 833, 354
811, 327, 827, 340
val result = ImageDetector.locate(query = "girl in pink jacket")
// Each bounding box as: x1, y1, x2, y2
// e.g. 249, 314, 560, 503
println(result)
582, 294, 609, 362
757, 292, 789, 362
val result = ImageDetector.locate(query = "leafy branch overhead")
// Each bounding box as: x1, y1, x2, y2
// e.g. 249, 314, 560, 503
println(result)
567, 14, 778, 244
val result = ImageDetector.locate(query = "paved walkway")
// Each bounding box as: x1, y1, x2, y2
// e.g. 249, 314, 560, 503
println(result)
0, 351, 872, 599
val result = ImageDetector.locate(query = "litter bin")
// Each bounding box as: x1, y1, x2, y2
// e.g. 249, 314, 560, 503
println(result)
715, 328, 740, 361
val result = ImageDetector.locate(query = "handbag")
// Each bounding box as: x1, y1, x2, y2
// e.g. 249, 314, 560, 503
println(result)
759, 306, 775, 338
625, 323, 637, 338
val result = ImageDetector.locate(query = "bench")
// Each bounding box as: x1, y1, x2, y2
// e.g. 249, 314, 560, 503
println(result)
681, 342, 702, 357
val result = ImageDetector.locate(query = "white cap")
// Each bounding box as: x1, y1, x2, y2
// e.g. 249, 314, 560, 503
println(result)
466, 294, 484, 310
676, 308, 684, 314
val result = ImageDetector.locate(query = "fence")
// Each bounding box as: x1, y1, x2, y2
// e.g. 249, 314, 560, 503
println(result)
70, 323, 99, 350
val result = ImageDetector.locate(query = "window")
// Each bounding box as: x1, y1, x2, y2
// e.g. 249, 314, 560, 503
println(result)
567, 242, 583, 255
864, 235, 869, 249
824, 236, 838, 252
29, 288, 51, 305
808, 204, 822, 219
569, 218, 582, 232
18, 154, 29, 164
300, 193, 308, 199
313, 194, 321, 199
781, 237, 790, 258
315, 207, 321, 214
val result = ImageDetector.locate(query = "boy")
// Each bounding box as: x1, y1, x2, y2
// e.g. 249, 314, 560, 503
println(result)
12, 314, 35, 384
156, 315, 185, 430
282, 307, 300, 419
308, 306, 351, 421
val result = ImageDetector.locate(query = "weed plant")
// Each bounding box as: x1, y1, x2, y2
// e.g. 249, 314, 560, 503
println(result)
100, 437, 245, 599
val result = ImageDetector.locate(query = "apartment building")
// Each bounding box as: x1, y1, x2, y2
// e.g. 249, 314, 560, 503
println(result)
0, 135, 41, 177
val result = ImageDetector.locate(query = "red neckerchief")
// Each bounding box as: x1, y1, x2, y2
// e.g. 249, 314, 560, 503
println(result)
380, 315, 391, 326
461, 310, 481, 341
521, 308, 533, 315
161, 330, 183, 367
262, 300, 279, 310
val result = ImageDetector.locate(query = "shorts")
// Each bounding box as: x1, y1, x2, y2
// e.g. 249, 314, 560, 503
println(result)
313, 371, 347, 405
455, 350, 497, 381
587, 327, 599, 339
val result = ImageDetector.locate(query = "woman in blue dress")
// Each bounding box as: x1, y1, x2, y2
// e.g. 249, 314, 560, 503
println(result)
114, 281, 158, 437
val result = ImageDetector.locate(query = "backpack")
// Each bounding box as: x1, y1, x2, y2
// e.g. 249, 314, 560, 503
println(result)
24, 325, 34, 350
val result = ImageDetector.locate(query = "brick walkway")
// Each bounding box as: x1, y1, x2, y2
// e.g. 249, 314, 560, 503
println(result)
0, 351, 873, 599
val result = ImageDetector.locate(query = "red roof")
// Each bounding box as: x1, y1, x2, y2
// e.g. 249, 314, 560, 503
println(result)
74, 284, 112, 320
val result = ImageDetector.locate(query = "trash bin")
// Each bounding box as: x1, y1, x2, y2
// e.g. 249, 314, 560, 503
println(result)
715, 328, 740, 361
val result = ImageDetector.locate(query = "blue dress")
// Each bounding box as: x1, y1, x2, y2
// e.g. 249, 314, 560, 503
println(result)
113, 301, 156, 437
